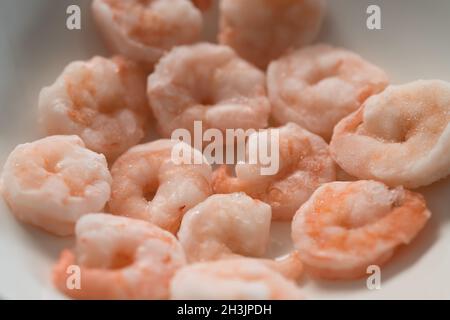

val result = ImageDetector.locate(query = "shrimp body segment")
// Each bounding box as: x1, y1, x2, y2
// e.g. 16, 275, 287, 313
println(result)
213, 123, 336, 220
0, 136, 112, 236
330, 80, 450, 188
39, 56, 150, 160
170, 259, 304, 300
147, 43, 271, 137
291, 181, 431, 280
109, 140, 212, 233
53, 214, 186, 299
267, 44, 389, 140
219, 0, 326, 69
92, 0, 202, 66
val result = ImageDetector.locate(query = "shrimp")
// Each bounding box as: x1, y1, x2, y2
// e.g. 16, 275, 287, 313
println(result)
147, 43, 271, 138
212, 123, 336, 220
53, 213, 186, 299
219, 0, 326, 69
192, 0, 212, 12
291, 180, 431, 280
330, 80, 450, 188
267, 44, 389, 140
38, 56, 150, 160
0, 136, 111, 236
92, 0, 202, 66
170, 258, 304, 300
177, 193, 303, 280
108, 139, 212, 234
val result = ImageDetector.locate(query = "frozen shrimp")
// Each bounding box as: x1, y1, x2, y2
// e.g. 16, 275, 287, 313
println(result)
0, 136, 111, 236
177, 193, 303, 279
92, 0, 202, 66
109, 139, 212, 233
53, 213, 186, 299
291, 181, 431, 280
219, 0, 326, 69
170, 258, 304, 300
147, 43, 271, 138
39, 56, 150, 160
330, 80, 450, 188
213, 123, 336, 220
267, 44, 389, 140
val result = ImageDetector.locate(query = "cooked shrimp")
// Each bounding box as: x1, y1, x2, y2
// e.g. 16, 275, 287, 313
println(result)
267, 44, 389, 140
147, 43, 271, 138
177, 193, 303, 279
330, 80, 450, 188
291, 180, 431, 280
53, 213, 186, 299
92, 0, 202, 66
0, 136, 111, 236
109, 139, 212, 233
39, 56, 150, 160
219, 0, 326, 69
192, 0, 212, 11
212, 123, 336, 220
170, 258, 304, 300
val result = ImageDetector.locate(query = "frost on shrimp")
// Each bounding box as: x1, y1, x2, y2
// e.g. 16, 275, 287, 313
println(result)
53, 214, 186, 299
330, 80, 450, 188
291, 180, 431, 280
109, 139, 212, 234
170, 259, 304, 300
0, 136, 111, 236
267, 44, 389, 140
212, 123, 336, 220
177, 193, 303, 280
219, 0, 326, 69
38, 56, 150, 160
92, 0, 202, 66
147, 43, 271, 138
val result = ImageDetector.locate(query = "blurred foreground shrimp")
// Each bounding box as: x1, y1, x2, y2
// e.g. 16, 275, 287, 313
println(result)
53, 214, 186, 299
170, 259, 304, 300
219, 0, 326, 69
330, 80, 450, 188
292, 181, 431, 280
92, 0, 203, 66
0, 136, 111, 236
38, 56, 150, 160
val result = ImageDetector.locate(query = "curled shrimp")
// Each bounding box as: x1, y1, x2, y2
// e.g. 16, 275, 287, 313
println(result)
109, 139, 212, 233
92, 0, 202, 66
170, 258, 304, 300
177, 193, 303, 280
291, 180, 431, 280
212, 123, 336, 220
0, 136, 111, 236
38, 56, 150, 160
147, 43, 271, 138
330, 80, 450, 188
219, 0, 326, 69
53, 213, 186, 299
267, 44, 389, 140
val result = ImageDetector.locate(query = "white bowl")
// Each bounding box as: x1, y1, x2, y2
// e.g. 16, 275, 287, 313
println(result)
0, 0, 449, 299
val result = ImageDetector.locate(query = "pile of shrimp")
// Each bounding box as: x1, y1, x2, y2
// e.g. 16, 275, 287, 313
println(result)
0, 0, 448, 300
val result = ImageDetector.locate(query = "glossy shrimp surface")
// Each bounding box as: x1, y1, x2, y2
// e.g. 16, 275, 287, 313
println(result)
292, 181, 431, 279
213, 123, 336, 220
147, 43, 271, 137
330, 80, 450, 188
219, 0, 326, 69
92, 0, 202, 66
0, 136, 111, 236
53, 213, 186, 299
109, 139, 212, 233
177, 193, 303, 279
170, 258, 304, 300
39, 56, 150, 160
267, 44, 389, 140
